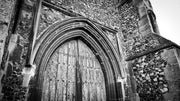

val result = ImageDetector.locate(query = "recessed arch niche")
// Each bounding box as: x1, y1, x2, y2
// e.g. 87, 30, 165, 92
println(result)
28, 17, 123, 101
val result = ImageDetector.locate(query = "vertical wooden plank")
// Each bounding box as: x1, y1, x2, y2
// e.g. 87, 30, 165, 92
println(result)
68, 41, 77, 101
76, 40, 82, 101
41, 40, 106, 101
54, 51, 59, 101
41, 70, 49, 101
78, 40, 106, 101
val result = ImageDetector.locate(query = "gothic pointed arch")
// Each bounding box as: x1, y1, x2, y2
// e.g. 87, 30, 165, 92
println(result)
29, 17, 123, 101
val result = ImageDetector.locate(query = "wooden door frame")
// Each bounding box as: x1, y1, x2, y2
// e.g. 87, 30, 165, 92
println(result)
28, 17, 123, 101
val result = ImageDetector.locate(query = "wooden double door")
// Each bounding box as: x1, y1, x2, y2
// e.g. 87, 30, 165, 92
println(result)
41, 40, 106, 101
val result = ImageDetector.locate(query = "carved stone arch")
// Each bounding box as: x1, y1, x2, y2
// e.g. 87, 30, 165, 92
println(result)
29, 17, 123, 101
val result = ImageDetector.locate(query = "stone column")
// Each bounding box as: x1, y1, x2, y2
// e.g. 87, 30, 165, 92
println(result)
128, 62, 140, 101
0, 0, 38, 100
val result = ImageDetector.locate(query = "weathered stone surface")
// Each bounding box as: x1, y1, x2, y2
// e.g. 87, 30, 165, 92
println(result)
138, 15, 152, 35
174, 48, 180, 67
105, 30, 118, 52
0, 0, 15, 65
0, 0, 15, 23
122, 34, 162, 60
38, 5, 71, 37
164, 63, 180, 81
161, 48, 180, 101
1, 0, 36, 101
119, 1, 142, 58
46, 0, 120, 9
0, 0, 15, 98
40, 0, 165, 62
131, 48, 180, 101
118, 1, 167, 61
0, 25, 8, 64
143, 0, 153, 10
2, 62, 27, 101
38, 2, 121, 51
16, 10, 33, 36
0, 0, 179, 101
131, 50, 168, 101
138, 6, 147, 18
45, 0, 121, 30
119, 2, 140, 42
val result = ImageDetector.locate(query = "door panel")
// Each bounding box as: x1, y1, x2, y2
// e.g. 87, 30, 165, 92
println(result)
41, 40, 106, 101
78, 40, 106, 101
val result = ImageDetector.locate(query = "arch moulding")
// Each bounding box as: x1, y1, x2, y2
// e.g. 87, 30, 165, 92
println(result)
28, 17, 124, 101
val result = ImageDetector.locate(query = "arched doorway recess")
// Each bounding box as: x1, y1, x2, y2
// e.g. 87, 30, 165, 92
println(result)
29, 17, 123, 101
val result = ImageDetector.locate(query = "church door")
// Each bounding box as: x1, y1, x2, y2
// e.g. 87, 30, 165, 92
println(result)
41, 40, 106, 101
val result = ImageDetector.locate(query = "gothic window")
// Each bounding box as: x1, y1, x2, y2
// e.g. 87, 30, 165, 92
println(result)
148, 10, 157, 33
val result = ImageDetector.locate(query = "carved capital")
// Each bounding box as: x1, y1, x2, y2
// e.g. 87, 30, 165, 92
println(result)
22, 64, 36, 87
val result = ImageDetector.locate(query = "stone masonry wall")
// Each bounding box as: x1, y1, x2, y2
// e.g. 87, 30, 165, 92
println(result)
45, 0, 121, 29
0, 0, 37, 101
119, 0, 180, 101
132, 50, 168, 101
0, 0, 180, 101
130, 47, 180, 101
0, 0, 127, 100
119, 0, 161, 60
0, 0, 15, 99
43, 1, 180, 101
37, 0, 121, 53
0, 0, 15, 70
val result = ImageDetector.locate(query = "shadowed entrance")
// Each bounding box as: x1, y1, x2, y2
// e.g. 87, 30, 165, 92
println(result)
42, 40, 106, 101
28, 18, 123, 101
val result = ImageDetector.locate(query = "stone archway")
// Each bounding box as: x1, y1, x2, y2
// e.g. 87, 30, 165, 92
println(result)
28, 17, 123, 101
41, 39, 106, 101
